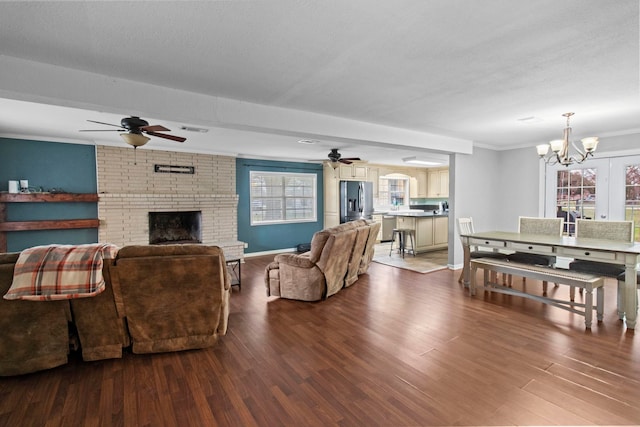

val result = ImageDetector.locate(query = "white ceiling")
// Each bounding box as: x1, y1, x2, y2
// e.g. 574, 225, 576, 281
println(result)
0, 1, 638, 166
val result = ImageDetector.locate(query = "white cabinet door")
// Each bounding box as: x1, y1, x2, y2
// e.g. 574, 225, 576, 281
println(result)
434, 216, 448, 245
416, 169, 428, 198
324, 163, 340, 227
339, 164, 368, 180
427, 168, 449, 197
409, 176, 418, 198
369, 167, 379, 197
438, 169, 449, 197
416, 217, 434, 247
396, 216, 415, 229
427, 170, 440, 197
353, 165, 368, 179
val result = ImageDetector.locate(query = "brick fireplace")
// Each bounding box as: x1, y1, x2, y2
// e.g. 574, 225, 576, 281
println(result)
96, 146, 244, 259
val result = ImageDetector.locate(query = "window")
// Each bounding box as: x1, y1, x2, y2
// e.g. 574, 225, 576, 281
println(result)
250, 171, 317, 225
378, 175, 409, 208
555, 168, 596, 235
625, 164, 640, 240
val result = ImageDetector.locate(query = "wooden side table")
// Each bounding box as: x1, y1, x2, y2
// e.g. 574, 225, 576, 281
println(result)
226, 258, 241, 290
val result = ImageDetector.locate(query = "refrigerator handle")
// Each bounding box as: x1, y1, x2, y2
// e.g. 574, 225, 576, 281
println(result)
358, 183, 363, 213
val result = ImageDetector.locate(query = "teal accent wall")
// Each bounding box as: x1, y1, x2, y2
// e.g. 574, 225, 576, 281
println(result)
236, 158, 323, 253
0, 138, 98, 251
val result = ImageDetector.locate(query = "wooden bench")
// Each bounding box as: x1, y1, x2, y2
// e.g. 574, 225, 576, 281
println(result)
470, 257, 605, 329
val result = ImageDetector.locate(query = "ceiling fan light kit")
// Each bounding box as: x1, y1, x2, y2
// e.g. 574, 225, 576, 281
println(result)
80, 116, 186, 148
120, 133, 150, 147
536, 112, 599, 167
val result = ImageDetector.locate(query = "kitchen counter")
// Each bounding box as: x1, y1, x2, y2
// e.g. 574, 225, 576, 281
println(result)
391, 214, 449, 253
383, 211, 448, 217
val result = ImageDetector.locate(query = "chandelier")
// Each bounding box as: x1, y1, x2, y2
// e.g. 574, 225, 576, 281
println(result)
536, 112, 599, 166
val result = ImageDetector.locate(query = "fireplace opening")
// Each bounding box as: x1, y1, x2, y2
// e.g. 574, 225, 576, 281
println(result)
149, 211, 202, 245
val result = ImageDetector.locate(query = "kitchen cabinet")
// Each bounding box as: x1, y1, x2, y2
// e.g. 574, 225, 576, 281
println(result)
394, 214, 448, 253
339, 164, 368, 180
434, 216, 448, 245
427, 168, 449, 198
409, 169, 428, 198
323, 163, 340, 228
368, 167, 379, 197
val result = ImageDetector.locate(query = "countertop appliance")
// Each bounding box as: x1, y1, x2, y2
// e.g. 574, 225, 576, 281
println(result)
340, 181, 373, 223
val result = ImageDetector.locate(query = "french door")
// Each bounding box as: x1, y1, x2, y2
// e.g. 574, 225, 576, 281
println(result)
544, 158, 610, 235
544, 155, 640, 241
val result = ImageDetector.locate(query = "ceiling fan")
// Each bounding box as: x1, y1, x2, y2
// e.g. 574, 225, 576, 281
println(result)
325, 148, 361, 165
79, 116, 186, 147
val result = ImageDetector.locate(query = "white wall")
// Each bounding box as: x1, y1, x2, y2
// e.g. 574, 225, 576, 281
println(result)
495, 146, 542, 230
449, 147, 504, 268
594, 132, 640, 155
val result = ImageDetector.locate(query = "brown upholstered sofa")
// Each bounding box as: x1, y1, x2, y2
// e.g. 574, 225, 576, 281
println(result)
264, 219, 381, 301
0, 244, 230, 376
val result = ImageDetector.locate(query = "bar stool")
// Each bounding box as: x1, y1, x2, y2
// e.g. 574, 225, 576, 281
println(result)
389, 228, 416, 258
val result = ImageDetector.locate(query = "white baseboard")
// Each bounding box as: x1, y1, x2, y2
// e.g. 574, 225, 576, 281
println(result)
244, 248, 297, 258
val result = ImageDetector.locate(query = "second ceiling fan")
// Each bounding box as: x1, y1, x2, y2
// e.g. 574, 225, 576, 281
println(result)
326, 148, 361, 165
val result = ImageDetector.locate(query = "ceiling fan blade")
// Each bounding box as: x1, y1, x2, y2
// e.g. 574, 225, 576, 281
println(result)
140, 125, 170, 132
145, 131, 186, 142
86, 119, 123, 128
341, 157, 361, 161
79, 129, 123, 132
339, 159, 353, 165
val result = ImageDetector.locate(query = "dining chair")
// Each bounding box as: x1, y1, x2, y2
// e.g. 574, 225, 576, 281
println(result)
457, 217, 509, 284
569, 219, 634, 312
507, 216, 563, 293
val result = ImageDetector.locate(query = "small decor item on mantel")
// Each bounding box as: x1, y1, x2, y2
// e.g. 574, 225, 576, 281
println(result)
8, 180, 19, 193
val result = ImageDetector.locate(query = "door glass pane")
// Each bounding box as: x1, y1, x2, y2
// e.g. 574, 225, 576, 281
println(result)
555, 167, 597, 235
625, 165, 640, 242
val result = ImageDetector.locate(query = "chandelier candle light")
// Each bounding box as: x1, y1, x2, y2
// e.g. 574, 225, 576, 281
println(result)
536, 112, 599, 167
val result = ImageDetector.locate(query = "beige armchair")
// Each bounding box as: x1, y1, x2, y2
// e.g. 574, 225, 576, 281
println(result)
266, 227, 357, 301
265, 220, 380, 301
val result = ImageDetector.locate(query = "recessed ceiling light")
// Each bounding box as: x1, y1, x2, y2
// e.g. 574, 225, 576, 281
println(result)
402, 156, 441, 166
298, 139, 319, 145
517, 116, 543, 124
180, 126, 209, 133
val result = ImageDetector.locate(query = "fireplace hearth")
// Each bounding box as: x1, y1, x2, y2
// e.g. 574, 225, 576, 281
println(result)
149, 211, 202, 245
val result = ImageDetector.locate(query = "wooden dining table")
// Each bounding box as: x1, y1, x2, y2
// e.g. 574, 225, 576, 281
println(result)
460, 230, 640, 330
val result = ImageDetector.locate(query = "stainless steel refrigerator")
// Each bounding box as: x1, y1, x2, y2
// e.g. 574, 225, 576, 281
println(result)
340, 181, 373, 223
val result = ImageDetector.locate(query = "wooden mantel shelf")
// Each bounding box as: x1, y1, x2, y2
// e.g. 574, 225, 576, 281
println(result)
0, 193, 100, 252
0, 219, 100, 232
0, 193, 99, 203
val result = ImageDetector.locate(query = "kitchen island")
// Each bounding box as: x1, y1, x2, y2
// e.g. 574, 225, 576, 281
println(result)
384, 211, 448, 253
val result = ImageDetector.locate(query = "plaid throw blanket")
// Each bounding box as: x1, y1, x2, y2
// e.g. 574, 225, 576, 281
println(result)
4, 243, 119, 301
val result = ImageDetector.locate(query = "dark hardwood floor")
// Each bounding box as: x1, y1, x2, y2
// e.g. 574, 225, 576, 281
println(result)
2, 255, 640, 426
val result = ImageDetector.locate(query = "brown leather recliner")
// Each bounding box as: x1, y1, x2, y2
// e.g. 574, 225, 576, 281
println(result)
265, 220, 379, 301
